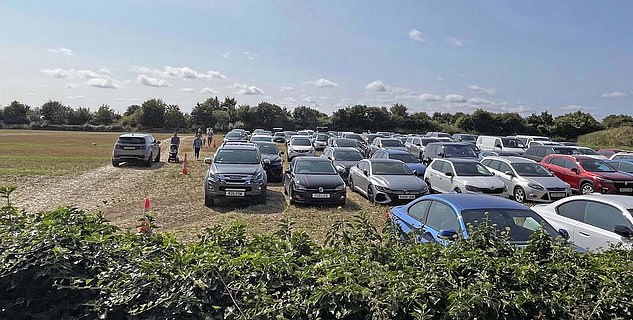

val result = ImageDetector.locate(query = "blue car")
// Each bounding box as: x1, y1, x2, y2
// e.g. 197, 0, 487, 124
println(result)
372, 149, 426, 177
389, 194, 569, 246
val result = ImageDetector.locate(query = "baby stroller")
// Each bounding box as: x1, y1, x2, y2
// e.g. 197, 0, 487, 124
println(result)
168, 144, 180, 163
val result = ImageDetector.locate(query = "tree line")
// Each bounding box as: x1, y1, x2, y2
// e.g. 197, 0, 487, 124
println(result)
1, 98, 632, 140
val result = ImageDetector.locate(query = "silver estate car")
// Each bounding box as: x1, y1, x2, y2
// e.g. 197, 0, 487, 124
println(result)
481, 156, 571, 203
348, 159, 429, 204
112, 133, 161, 167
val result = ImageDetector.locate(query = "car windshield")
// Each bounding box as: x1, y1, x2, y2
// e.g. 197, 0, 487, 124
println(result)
554, 148, 581, 155
453, 162, 493, 176
226, 132, 243, 138
613, 154, 633, 160
294, 160, 336, 174
316, 134, 329, 141
381, 139, 403, 147
579, 159, 616, 172
497, 151, 520, 156
501, 138, 525, 148
372, 162, 413, 175
511, 163, 552, 177
461, 209, 559, 242
251, 136, 272, 142
118, 137, 146, 144
390, 153, 418, 163
336, 139, 358, 147
257, 144, 279, 155
578, 148, 599, 155
421, 138, 440, 146
444, 145, 477, 157
532, 137, 550, 142
291, 138, 312, 146
461, 135, 477, 141
335, 150, 363, 161
214, 149, 260, 164
437, 133, 451, 138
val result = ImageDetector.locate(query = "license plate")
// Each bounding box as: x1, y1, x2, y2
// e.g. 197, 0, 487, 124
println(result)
312, 193, 330, 198
398, 195, 416, 200
550, 192, 567, 198
226, 191, 245, 197
123, 146, 136, 150
620, 188, 633, 193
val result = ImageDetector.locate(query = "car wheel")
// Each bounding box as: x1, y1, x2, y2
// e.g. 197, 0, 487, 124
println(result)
454, 187, 462, 193
112, 159, 119, 167
425, 179, 433, 194
348, 176, 355, 191
367, 185, 375, 203
288, 185, 296, 205
154, 151, 160, 162
145, 156, 152, 167
204, 194, 214, 207
581, 182, 594, 195
514, 186, 526, 203
258, 190, 267, 204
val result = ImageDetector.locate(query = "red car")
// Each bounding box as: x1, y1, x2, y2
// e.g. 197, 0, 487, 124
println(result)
540, 155, 633, 195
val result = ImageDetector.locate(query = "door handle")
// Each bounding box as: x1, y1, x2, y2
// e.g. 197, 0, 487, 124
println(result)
578, 231, 590, 237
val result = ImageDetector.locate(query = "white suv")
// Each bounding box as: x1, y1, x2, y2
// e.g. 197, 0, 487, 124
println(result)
287, 136, 315, 161
424, 158, 507, 197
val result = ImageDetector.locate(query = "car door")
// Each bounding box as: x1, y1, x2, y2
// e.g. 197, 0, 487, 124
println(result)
394, 199, 431, 236
354, 161, 371, 192
421, 200, 462, 245
580, 201, 633, 250
439, 161, 457, 192
427, 160, 446, 193
562, 158, 581, 190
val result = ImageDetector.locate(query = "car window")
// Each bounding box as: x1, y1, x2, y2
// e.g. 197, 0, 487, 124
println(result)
480, 159, 491, 167
579, 159, 616, 172
408, 200, 431, 222
425, 201, 460, 232
556, 200, 587, 222
498, 162, 512, 173
440, 162, 455, 175
453, 162, 492, 176
549, 157, 565, 167
584, 202, 633, 231
619, 162, 633, 172
562, 159, 578, 170
487, 160, 501, 171
431, 160, 443, 171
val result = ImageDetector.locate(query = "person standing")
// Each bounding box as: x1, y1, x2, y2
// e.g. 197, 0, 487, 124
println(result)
193, 133, 203, 160
207, 127, 214, 147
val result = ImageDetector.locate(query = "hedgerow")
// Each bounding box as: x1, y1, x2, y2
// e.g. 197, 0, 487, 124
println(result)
1, 186, 633, 319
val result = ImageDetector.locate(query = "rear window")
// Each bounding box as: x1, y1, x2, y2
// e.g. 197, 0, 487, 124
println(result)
117, 137, 146, 144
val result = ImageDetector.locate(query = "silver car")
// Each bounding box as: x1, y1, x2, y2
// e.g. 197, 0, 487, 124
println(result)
112, 133, 161, 167
481, 156, 571, 203
424, 158, 508, 197
348, 159, 429, 204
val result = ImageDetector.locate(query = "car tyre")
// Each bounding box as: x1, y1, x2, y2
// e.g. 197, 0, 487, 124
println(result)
112, 159, 120, 167
581, 182, 594, 195
204, 194, 214, 207
154, 151, 161, 162
367, 185, 375, 204
144, 156, 152, 167
425, 178, 433, 194
514, 186, 526, 203
348, 176, 355, 192
288, 185, 296, 205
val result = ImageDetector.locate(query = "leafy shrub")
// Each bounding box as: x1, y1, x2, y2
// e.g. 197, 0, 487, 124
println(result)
1, 187, 633, 319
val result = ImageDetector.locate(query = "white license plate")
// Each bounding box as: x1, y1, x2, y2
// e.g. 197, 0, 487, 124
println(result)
550, 192, 567, 198
312, 193, 330, 198
620, 188, 633, 193
398, 195, 416, 200
226, 191, 245, 197
123, 146, 136, 150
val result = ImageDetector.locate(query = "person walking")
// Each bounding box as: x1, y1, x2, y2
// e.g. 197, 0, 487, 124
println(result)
207, 127, 214, 147
193, 133, 203, 160
170, 131, 180, 147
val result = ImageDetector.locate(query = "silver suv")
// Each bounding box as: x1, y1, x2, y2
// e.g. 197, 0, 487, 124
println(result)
203, 142, 268, 206
112, 133, 161, 167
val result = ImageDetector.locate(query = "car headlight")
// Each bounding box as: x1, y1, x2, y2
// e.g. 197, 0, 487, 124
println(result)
294, 181, 308, 190
375, 185, 387, 192
527, 182, 544, 190
253, 171, 264, 181
465, 185, 479, 192
335, 165, 346, 172
502, 185, 508, 192
597, 177, 614, 184
335, 184, 345, 191
207, 173, 217, 183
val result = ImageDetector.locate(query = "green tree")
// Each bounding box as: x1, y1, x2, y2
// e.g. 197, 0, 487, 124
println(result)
67, 107, 93, 125
553, 111, 603, 140
138, 99, 166, 128
526, 111, 554, 136
91, 105, 115, 125
124, 105, 141, 117
40, 101, 68, 124
3, 101, 30, 124
292, 106, 327, 130
497, 112, 526, 135
602, 114, 633, 128
191, 99, 217, 129
163, 105, 187, 130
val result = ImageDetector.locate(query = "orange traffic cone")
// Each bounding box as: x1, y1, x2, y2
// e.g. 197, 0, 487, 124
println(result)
144, 197, 150, 212
182, 153, 189, 175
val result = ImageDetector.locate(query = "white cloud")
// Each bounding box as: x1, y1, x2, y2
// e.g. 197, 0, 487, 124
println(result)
312, 78, 338, 87
284, 97, 297, 103
365, 80, 389, 92
98, 68, 114, 76
233, 83, 264, 95
408, 29, 424, 42
65, 83, 78, 89
180, 88, 195, 93
601, 91, 627, 98
86, 78, 119, 89
222, 51, 231, 59
561, 104, 594, 111
243, 51, 259, 60
134, 66, 226, 80
280, 86, 295, 92
467, 97, 491, 105
137, 75, 172, 87
445, 94, 467, 103
467, 84, 495, 95
40, 68, 110, 79
437, 76, 445, 81
200, 87, 217, 94
419, 93, 442, 102
447, 38, 467, 47
46, 47, 74, 56
65, 95, 84, 100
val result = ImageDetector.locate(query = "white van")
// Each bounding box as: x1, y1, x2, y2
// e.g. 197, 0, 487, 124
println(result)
476, 136, 526, 154
514, 135, 552, 146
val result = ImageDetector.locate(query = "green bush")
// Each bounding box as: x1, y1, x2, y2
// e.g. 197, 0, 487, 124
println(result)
578, 126, 633, 150
1, 186, 633, 319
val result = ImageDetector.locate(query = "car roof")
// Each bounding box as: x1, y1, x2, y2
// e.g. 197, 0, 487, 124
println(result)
219, 142, 258, 150
383, 149, 411, 154
426, 142, 470, 146
422, 194, 528, 211
440, 158, 480, 163
119, 133, 151, 138
329, 147, 360, 152
562, 194, 633, 209
368, 158, 405, 164
254, 141, 277, 147
292, 156, 330, 163
484, 156, 536, 164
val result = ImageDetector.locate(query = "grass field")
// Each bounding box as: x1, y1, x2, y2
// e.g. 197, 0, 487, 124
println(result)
0, 129, 385, 243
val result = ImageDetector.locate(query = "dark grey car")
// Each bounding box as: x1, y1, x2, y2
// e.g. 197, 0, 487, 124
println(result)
112, 133, 161, 167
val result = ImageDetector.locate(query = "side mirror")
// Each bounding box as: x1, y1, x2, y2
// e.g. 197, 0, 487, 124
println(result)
263, 159, 271, 167
571, 168, 579, 174
279, 151, 285, 155
437, 229, 458, 241
438, 152, 445, 157
336, 167, 346, 175
363, 169, 368, 176
558, 228, 570, 240
445, 172, 454, 177
614, 225, 633, 238
328, 156, 333, 160
412, 169, 418, 176
203, 157, 213, 164
504, 170, 515, 177
285, 169, 291, 174
495, 144, 502, 148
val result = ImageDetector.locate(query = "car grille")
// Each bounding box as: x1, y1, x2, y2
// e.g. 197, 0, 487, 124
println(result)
294, 149, 311, 153
614, 181, 633, 188
219, 175, 251, 183
219, 186, 252, 191
546, 187, 566, 191
469, 187, 504, 194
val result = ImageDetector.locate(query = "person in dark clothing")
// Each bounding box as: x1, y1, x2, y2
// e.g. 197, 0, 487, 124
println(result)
193, 133, 203, 159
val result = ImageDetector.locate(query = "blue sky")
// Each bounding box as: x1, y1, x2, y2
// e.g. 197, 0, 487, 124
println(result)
1, 0, 631, 118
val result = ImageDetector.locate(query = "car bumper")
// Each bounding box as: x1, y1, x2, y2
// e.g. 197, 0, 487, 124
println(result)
599, 184, 633, 195
289, 151, 315, 158
463, 190, 509, 197
374, 190, 429, 204
206, 181, 266, 197
524, 188, 570, 203
291, 189, 346, 204
112, 152, 150, 161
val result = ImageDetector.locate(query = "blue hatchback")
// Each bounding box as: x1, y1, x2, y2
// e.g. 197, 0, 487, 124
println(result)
372, 149, 427, 177
389, 194, 568, 246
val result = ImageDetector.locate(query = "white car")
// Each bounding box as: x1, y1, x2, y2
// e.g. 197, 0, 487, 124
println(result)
287, 136, 315, 161
574, 147, 608, 160
424, 158, 508, 197
533, 194, 633, 251
609, 152, 633, 160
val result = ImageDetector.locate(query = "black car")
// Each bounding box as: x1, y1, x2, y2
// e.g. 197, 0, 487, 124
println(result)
421, 142, 478, 165
254, 142, 284, 182
273, 132, 286, 143
321, 146, 364, 179
283, 157, 346, 206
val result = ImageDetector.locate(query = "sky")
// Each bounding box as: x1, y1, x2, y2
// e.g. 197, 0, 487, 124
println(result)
1, 0, 632, 119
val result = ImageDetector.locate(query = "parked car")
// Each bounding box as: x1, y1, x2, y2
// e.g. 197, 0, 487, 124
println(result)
330, 138, 365, 154
574, 147, 607, 160
371, 149, 426, 177
452, 133, 478, 144
533, 195, 633, 251
254, 142, 284, 182
421, 142, 478, 165
424, 159, 507, 196
598, 148, 626, 158
250, 135, 273, 143
478, 150, 521, 158
610, 152, 633, 160
313, 133, 329, 151
367, 137, 408, 157
321, 147, 364, 179
425, 132, 452, 138
540, 155, 633, 195
522, 145, 581, 162
527, 141, 561, 148
405, 137, 440, 159
481, 156, 570, 203
283, 156, 346, 206
476, 136, 526, 154
287, 136, 315, 161
363, 133, 382, 145
348, 159, 429, 204
112, 133, 161, 167
203, 142, 268, 206
514, 135, 552, 146
272, 132, 286, 143
558, 142, 579, 146
606, 160, 633, 174
389, 194, 570, 246
341, 132, 364, 144
223, 130, 247, 142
